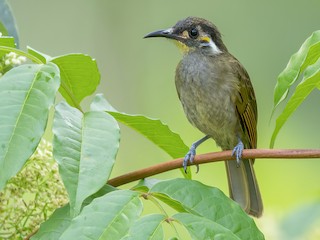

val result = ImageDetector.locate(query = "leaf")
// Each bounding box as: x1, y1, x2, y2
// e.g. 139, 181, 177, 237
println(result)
91, 94, 191, 179
0, 63, 60, 190
27, 46, 52, 64
273, 30, 320, 109
0, 0, 19, 47
31, 204, 72, 240
53, 102, 120, 216
0, 21, 9, 36
131, 178, 162, 192
59, 190, 142, 240
122, 214, 166, 240
82, 184, 117, 207
173, 213, 240, 240
0, 36, 15, 47
0, 36, 15, 58
51, 54, 100, 108
110, 112, 189, 158
150, 178, 264, 240
270, 56, 320, 147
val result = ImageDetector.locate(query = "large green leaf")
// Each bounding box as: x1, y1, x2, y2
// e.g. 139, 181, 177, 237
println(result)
273, 30, 320, 109
122, 214, 166, 240
110, 112, 189, 158
174, 213, 240, 239
53, 102, 120, 216
270, 56, 320, 147
0, 63, 60, 190
59, 190, 142, 240
31, 204, 72, 240
51, 54, 100, 108
150, 178, 264, 240
91, 94, 191, 178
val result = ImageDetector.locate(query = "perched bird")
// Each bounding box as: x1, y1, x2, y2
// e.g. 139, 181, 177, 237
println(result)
144, 16, 263, 217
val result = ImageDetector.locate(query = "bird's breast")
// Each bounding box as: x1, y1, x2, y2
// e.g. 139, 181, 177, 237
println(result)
175, 53, 239, 148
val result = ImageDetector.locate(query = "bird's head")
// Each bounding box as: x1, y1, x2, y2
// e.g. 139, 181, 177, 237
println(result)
144, 16, 228, 55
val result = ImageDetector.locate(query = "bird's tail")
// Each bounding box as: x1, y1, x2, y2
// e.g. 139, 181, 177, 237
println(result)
225, 159, 263, 217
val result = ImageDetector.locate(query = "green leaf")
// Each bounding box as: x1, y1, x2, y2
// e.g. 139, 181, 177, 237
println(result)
82, 184, 117, 207
53, 102, 120, 216
27, 46, 52, 64
0, 36, 14, 47
173, 213, 240, 239
51, 54, 100, 108
122, 214, 166, 240
131, 178, 162, 192
59, 190, 142, 240
273, 30, 320, 109
0, 21, 9, 36
31, 204, 72, 240
91, 94, 191, 179
150, 178, 264, 240
0, 63, 60, 190
270, 56, 320, 147
110, 112, 189, 158
0, 36, 15, 58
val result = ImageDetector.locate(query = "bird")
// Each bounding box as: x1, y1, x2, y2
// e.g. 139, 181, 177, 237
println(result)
144, 16, 263, 217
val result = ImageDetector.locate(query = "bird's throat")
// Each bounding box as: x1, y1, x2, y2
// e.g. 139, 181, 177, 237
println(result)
174, 41, 190, 54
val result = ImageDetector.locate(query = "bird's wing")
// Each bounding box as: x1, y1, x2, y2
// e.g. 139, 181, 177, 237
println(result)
231, 57, 257, 149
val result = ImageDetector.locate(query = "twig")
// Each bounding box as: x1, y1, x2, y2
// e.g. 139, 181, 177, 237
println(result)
24, 228, 38, 240
107, 149, 320, 187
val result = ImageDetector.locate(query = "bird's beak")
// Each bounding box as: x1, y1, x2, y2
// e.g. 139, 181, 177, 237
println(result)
144, 28, 180, 41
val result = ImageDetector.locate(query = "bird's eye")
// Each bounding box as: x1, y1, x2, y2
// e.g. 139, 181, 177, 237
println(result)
189, 28, 198, 39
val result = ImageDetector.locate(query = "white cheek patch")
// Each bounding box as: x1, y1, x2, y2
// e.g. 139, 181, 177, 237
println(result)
200, 37, 222, 55
207, 39, 222, 54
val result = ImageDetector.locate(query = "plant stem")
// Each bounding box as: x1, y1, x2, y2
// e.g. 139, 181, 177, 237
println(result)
108, 148, 320, 187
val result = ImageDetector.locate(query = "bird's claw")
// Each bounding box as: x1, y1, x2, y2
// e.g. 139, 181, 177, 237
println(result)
232, 140, 244, 167
183, 146, 199, 173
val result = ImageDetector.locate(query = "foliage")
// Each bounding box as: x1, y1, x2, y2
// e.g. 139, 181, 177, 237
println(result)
270, 30, 320, 147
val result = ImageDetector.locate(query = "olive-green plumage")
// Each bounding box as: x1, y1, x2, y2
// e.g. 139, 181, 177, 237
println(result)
145, 16, 263, 217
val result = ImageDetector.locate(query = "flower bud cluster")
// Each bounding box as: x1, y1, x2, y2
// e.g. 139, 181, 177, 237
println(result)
0, 32, 27, 77
0, 139, 68, 239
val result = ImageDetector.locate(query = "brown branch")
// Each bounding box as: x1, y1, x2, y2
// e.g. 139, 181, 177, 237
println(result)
107, 149, 320, 187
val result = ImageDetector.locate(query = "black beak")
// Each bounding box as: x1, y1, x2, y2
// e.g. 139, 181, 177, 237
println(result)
144, 29, 180, 41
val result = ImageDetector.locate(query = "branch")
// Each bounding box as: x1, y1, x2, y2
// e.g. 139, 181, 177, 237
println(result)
107, 148, 320, 187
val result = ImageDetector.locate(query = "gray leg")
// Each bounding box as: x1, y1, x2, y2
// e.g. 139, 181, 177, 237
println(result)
183, 135, 210, 173
232, 138, 244, 166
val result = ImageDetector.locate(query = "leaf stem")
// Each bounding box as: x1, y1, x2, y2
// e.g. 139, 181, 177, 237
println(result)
147, 195, 180, 238
108, 148, 320, 187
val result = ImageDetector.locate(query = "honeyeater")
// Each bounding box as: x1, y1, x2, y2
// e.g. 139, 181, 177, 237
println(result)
144, 16, 263, 217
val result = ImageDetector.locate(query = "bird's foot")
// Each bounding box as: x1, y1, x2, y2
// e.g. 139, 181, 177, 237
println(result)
232, 140, 244, 167
183, 145, 199, 173
183, 135, 210, 173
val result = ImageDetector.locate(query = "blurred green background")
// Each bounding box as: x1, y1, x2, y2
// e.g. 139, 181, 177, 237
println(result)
8, 0, 320, 238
